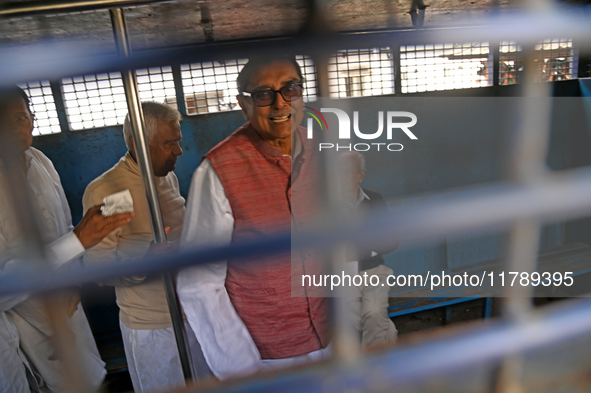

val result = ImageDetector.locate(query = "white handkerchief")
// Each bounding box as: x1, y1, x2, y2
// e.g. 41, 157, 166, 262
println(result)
101, 189, 134, 216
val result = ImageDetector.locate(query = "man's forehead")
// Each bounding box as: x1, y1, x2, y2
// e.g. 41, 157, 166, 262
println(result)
156, 119, 181, 136
245, 61, 300, 89
8, 97, 29, 112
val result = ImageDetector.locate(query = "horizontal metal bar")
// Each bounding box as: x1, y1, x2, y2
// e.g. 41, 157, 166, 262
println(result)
4, 164, 591, 296
0, 0, 177, 18
186, 297, 591, 393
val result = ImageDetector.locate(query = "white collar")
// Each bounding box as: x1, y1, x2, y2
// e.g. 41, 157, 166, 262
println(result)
343, 187, 370, 209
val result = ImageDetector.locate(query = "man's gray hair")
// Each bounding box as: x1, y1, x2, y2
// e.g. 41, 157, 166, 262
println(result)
340, 151, 366, 173
356, 151, 366, 173
123, 101, 182, 151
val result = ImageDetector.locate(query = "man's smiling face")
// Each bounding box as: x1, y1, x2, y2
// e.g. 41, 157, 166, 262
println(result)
237, 59, 304, 144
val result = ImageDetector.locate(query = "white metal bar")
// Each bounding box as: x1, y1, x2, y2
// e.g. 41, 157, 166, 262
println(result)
109, 7, 195, 382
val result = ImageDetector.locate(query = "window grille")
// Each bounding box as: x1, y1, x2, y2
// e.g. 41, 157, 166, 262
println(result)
136, 66, 178, 109
400, 42, 491, 93
18, 81, 61, 136
328, 47, 394, 98
534, 38, 575, 82
296, 55, 318, 101
180, 59, 247, 115
499, 41, 522, 85
61, 72, 127, 130
499, 39, 575, 84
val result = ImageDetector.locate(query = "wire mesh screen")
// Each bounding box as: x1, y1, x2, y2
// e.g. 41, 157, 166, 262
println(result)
499, 39, 575, 84
61, 72, 127, 130
328, 47, 394, 98
18, 80, 62, 136
400, 42, 491, 93
296, 55, 318, 101
499, 41, 522, 85
180, 59, 247, 115
136, 66, 178, 109
534, 38, 575, 82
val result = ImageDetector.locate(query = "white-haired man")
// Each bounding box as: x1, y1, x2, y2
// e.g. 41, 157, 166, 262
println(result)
338, 151, 398, 346
83, 102, 209, 393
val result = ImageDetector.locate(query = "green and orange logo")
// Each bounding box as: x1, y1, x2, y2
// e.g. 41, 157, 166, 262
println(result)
304, 106, 328, 131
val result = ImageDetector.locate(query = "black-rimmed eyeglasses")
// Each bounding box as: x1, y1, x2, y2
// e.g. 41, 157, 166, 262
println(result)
241, 83, 303, 107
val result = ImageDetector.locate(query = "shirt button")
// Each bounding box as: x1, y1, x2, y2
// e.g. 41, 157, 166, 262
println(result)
278, 161, 283, 166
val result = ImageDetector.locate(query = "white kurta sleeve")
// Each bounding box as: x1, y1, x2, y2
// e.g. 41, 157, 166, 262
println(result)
47, 169, 85, 267
177, 158, 261, 381
45, 232, 85, 268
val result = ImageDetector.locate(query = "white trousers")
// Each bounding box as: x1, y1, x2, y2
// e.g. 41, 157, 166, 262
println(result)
348, 264, 398, 346
120, 321, 211, 393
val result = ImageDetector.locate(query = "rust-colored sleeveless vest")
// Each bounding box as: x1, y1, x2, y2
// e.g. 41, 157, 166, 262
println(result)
205, 123, 330, 359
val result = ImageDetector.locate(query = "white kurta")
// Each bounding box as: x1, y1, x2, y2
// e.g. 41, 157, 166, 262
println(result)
0, 147, 105, 393
177, 158, 329, 382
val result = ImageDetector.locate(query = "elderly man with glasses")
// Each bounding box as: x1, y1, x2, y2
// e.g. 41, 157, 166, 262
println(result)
177, 55, 331, 381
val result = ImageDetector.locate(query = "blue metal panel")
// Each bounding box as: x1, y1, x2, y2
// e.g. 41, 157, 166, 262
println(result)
385, 239, 447, 276
447, 232, 505, 269
32, 126, 128, 224
388, 297, 482, 318
580, 78, 591, 98
483, 298, 493, 319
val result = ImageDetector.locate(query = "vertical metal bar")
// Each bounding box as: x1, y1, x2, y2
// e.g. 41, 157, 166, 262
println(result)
494, 1, 555, 390
315, 55, 330, 99
393, 45, 402, 95
313, 50, 362, 363
49, 80, 71, 132
306, 0, 360, 361
501, 43, 553, 315
572, 41, 579, 79
171, 64, 187, 117
492, 42, 500, 88
109, 7, 195, 382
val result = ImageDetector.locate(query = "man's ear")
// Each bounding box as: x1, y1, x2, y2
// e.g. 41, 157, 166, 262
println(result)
236, 95, 250, 121
359, 170, 366, 184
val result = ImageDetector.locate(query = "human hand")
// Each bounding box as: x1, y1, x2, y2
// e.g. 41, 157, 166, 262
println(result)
149, 241, 174, 255
149, 227, 173, 255
74, 205, 134, 249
